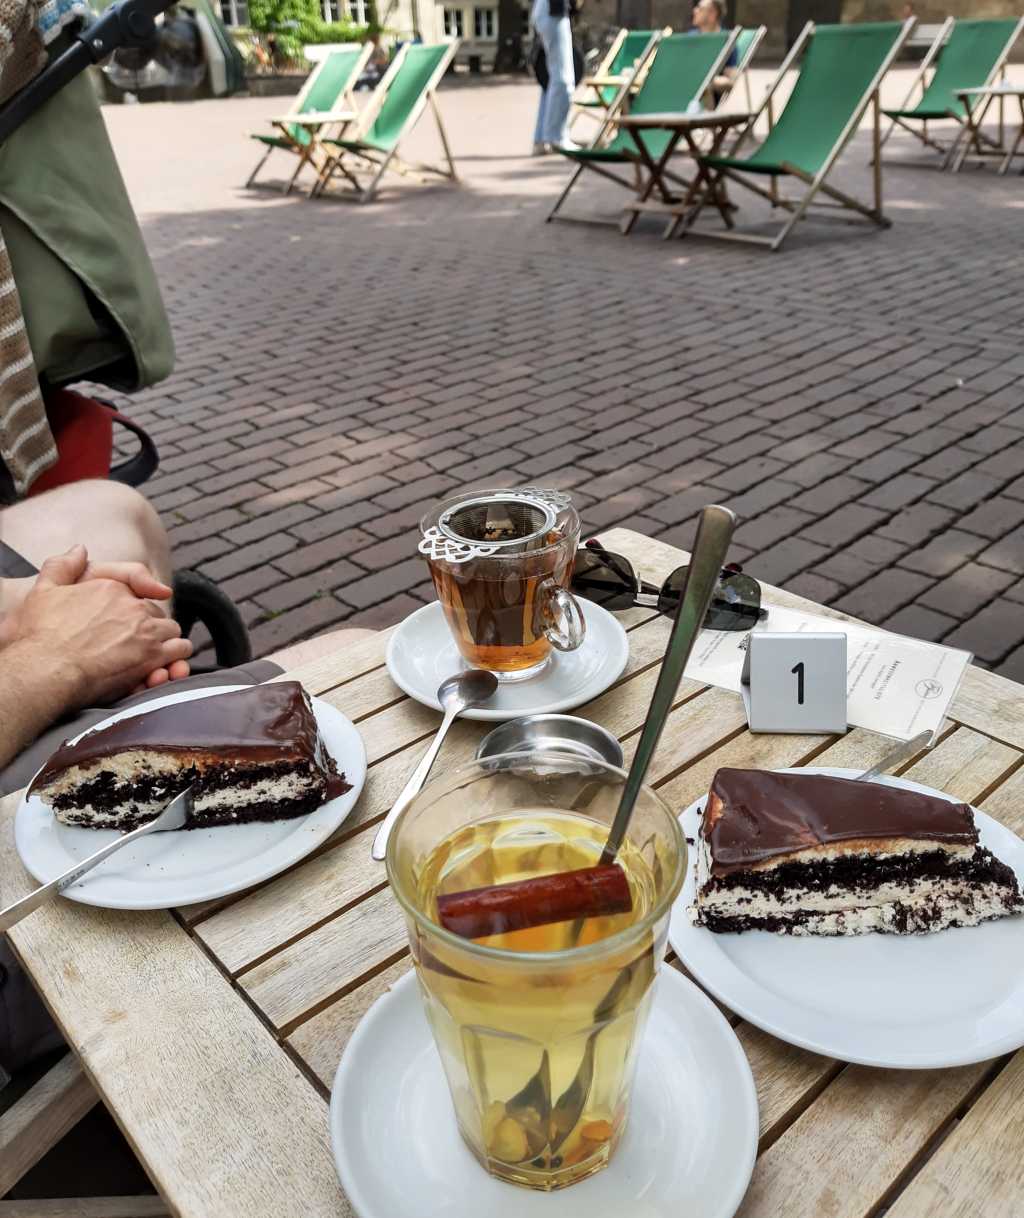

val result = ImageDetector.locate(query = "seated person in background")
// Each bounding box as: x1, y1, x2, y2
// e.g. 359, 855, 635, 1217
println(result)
690, 0, 739, 100
1, 478, 375, 794
1, 485, 374, 1082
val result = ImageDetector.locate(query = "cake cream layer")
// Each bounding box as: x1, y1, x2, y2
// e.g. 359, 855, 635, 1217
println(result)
52, 771, 320, 828
695, 883, 1018, 936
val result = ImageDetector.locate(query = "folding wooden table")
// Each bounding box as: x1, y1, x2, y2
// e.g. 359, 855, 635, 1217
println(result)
3, 526, 1024, 1217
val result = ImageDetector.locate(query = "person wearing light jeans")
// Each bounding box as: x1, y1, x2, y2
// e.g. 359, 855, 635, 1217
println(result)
531, 0, 576, 153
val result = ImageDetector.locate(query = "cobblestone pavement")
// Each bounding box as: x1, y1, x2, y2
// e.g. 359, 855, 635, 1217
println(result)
97, 70, 1024, 676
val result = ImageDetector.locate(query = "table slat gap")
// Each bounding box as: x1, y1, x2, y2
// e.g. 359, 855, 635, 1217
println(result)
966, 751, 1024, 811
234, 878, 391, 981
867, 1056, 1008, 1218
755, 1059, 847, 1156
350, 689, 410, 725
884, 1049, 1024, 1218
649, 718, 755, 793
736, 1061, 992, 1218
280, 946, 411, 1040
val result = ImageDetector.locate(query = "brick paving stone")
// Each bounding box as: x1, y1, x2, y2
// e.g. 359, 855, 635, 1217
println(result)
859, 474, 937, 512
276, 534, 376, 578
750, 538, 832, 587
880, 604, 959, 644
925, 470, 1004, 512
338, 558, 430, 610
957, 497, 1024, 540
201, 533, 296, 582
783, 571, 844, 607
799, 503, 889, 550
877, 503, 958, 547
834, 569, 936, 624
255, 560, 364, 614
943, 600, 1024, 665
91, 86, 1024, 668
897, 529, 987, 578
734, 506, 817, 553
977, 526, 1024, 576
918, 563, 1017, 619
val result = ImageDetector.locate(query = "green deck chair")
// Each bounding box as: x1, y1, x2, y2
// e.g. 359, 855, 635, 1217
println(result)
548, 31, 738, 224
246, 45, 372, 194
880, 17, 1024, 167
314, 42, 459, 204
725, 26, 766, 113
571, 29, 659, 127
685, 19, 913, 251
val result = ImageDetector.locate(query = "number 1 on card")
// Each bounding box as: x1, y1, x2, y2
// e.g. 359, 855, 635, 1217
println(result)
791, 661, 805, 706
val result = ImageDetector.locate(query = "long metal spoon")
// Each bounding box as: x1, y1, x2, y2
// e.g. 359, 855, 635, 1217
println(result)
507, 506, 737, 1153
371, 668, 498, 861
600, 504, 737, 865
0, 787, 194, 934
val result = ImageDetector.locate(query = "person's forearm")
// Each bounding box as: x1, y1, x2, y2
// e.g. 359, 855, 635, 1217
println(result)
0, 641, 82, 772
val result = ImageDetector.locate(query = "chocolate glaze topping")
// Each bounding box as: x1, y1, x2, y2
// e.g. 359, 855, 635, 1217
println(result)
704, 768, 977, 878
31, 682, 345, 797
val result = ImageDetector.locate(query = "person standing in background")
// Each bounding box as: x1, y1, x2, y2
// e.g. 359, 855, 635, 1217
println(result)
531, 0, 579, 154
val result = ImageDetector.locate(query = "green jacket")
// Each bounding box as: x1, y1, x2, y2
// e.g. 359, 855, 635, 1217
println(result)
0, 54, 174, 390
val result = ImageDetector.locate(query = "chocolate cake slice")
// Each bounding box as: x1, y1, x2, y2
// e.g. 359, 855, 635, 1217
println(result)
690, 768, 1023, 936
29, 682, 350, 831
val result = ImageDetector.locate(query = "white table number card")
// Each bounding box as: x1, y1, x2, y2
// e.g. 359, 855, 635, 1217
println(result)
741, 632, 848, 734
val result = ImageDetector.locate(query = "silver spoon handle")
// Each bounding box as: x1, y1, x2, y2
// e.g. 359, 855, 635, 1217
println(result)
0, 815, 162, 935
372, 706, 459, 862
601, 505, 737, 865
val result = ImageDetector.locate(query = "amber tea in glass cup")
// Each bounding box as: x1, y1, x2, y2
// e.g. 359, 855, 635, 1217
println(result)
386, 753, 686, 1192
419, 488, 586, 681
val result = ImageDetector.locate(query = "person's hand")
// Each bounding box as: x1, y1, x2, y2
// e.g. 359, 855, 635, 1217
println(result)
79, 560, 191, 686
0, 545, 193, 709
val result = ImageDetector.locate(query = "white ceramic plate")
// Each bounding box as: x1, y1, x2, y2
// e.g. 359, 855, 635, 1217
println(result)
669, 766, 1024, 1069
15, 684, 366, 910
385, 601, 630, 721
329, 966, 758, 1218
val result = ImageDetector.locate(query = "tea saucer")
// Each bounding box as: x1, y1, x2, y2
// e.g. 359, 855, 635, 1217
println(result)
329, 966, 758, 1218
386, 601, 629, 721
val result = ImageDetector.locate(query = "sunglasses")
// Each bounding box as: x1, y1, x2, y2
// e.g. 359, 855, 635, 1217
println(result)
571, 539, 766, 632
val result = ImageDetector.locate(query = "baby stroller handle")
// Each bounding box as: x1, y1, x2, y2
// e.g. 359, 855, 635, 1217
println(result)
0, 0, 175, 143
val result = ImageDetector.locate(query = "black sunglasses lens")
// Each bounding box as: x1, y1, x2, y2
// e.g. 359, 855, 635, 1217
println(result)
657, 566, 763, 631
571, 549, 638, 611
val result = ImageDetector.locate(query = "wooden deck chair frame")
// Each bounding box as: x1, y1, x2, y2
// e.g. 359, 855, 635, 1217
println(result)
946, 16, 1024, 171
313, 41, 459, 204
680, 18, 914, 252
0, 1050, 170, 1215
876, 17, 1024, 168
570, 25, 627, 126
569, 27, 664, 131
711, 24, 767, 116
547, 29, 736, 226
245, 43, 373, 194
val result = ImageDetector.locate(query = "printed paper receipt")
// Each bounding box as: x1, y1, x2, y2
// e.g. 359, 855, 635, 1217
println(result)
686, 605, 972, 741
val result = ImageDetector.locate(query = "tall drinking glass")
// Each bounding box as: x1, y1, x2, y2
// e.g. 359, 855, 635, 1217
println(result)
386, 753, 686, 1192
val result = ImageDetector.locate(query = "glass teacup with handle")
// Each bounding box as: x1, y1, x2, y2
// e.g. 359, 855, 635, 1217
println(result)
386, 752, 686, 1191
419, 488, 587, 682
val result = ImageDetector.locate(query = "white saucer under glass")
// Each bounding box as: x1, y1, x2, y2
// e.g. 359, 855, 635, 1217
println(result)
329, 966, 758, 1218
386, 600, 630, 721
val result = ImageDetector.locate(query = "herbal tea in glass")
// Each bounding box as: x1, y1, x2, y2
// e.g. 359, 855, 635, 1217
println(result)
386, 756, 686, 1191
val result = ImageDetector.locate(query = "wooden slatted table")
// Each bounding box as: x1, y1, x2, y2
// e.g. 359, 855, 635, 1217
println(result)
3, 526, 1024, 1217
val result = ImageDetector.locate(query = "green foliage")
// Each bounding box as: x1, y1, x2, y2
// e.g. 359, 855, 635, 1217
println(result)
247, 0, 372, 60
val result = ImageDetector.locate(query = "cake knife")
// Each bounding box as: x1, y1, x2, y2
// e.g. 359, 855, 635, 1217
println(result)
0, 786, 193, 934
854, 730, 933, 783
